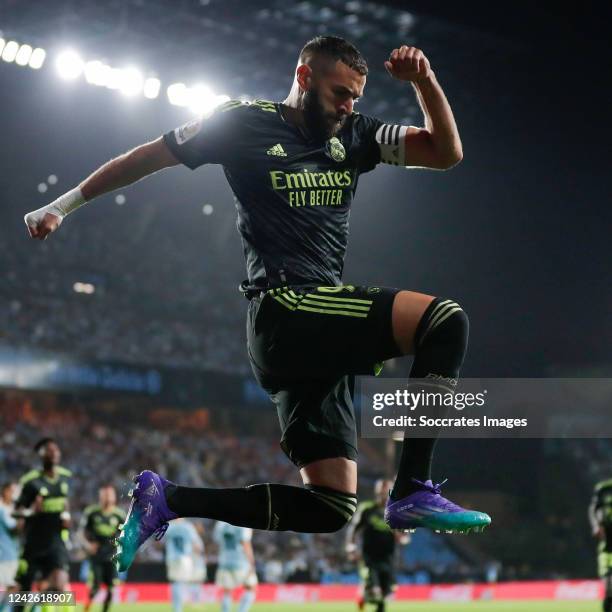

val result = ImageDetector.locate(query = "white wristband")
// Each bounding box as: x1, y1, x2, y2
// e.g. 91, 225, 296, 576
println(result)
24, 186, 86, 228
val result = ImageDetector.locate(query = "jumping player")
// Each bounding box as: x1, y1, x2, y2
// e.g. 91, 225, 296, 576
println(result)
23, 36, 491, 572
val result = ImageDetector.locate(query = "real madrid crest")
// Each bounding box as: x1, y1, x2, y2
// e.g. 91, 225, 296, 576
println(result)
327, 137, 346, 163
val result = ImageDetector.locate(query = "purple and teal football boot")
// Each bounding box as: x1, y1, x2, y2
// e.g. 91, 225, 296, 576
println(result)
114, 470, 177, 572
384, 479, 491, 534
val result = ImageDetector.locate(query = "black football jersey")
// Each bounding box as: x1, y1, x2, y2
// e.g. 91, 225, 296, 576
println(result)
163, 100, 386, 290
17, 467, 72, 551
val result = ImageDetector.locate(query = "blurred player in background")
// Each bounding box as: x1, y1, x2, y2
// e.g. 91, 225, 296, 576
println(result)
0, 482, 19, 612
213, 521, 257, 612
346, 479, 409, 612
79, 485, 125, 612
12, 438, 72, 611
164, 518, 204, 612
590, 478, 612, 612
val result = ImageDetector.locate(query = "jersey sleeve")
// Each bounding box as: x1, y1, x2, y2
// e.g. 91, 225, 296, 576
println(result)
354, 113, 410, 172
163, 100, 246, 169
353, 114, 383, 174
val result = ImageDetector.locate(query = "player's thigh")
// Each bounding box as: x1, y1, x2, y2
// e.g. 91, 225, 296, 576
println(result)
216, 569, 239, 590
273, 376, 358, 473
47, 568, 68, 590
0, 560, 18, 588
248, 285, 403, 379
44, 546, 70, 589
300, 457, 357, 493
391, 290, 436, 355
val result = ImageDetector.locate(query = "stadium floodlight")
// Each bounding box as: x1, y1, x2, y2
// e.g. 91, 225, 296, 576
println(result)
0, 39, 5, 56
84, 60, 110, 86
1, 40, 19, 63
189, 84, 216, 115
105, 67, 124, 90
167, 82, 189, 106
119, 67, 144, 97
15, 44, 32, 66
143, 77, 161, 99
73, 282, 95, 294
29, 47, 46, 69
56, 50, 84, 80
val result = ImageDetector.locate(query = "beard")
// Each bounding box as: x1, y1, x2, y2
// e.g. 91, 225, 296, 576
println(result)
303, 88, 347, 142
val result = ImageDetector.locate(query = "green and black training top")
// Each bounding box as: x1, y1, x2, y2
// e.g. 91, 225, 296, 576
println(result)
17, 467, 72, 552
163, 100, 388, 290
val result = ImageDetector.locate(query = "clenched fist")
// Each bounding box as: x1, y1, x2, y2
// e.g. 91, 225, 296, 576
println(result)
24, 210, 62, 240
384, 45, 432, 83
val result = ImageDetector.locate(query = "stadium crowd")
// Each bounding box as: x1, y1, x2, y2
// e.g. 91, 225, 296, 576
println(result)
1, 231, 250, 374
0, 395, 480, 584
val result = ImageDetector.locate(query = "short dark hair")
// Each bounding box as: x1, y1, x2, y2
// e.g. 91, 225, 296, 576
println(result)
34, 437, 56, 453
299, 36, 368, 76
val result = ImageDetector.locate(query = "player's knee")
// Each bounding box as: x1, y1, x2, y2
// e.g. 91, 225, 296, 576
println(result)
416, 297, 469, 355
307, 485, 357, 532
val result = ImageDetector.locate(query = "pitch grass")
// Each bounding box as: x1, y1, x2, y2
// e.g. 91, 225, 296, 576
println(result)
76, 602, 600, 611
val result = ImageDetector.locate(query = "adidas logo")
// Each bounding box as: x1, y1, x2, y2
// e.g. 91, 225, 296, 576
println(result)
144, 483, 158, 497
266, 144, 287, 157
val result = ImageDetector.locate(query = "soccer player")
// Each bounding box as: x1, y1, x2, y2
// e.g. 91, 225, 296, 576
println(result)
0, 482, 19, 611
12, 438, 72, 610
164, 518, 204, 612
346, 479, 407, 612
24, 36, 491, 571
213, 521, 257, 612
590, 479, 612, 612
79, 485, 125, 612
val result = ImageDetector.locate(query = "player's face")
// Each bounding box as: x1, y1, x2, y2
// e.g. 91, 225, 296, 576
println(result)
42, 441, 61, 466
2, 483, 17, 504
304, 60, 365, 140
99, 486, 117, 506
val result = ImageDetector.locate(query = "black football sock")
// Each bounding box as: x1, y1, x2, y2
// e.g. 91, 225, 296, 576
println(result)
391, 297, 469, 500
165, 482, 357, 533
102, 588, 113, 612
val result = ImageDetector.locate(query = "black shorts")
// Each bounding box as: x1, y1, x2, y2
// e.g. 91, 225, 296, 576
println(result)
89, 559, 118, 589
247, 284, 402, 467
361, 559, 396, 599
16, 543, 69, 590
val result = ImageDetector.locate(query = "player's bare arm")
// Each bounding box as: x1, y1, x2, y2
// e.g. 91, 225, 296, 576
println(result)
24, 137, 179, 240
385, 45, 463, 170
